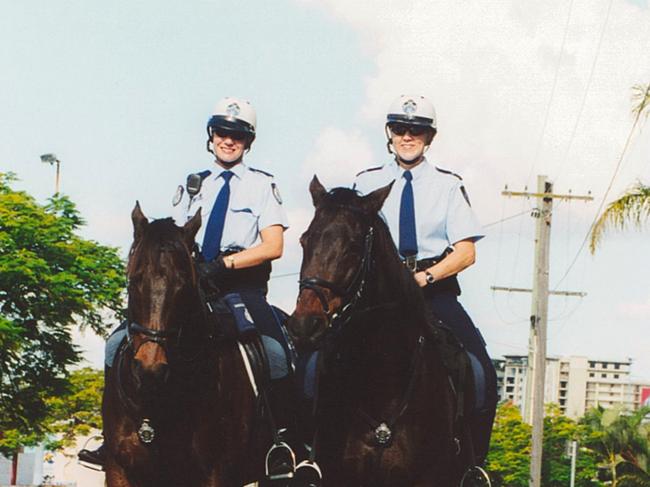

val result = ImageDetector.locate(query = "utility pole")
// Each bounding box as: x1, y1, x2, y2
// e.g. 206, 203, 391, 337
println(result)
494, 175, 592, 487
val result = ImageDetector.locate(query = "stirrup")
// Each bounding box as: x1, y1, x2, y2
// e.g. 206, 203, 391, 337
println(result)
265, 441, 296, 481
294, 460, 322, 487
460, 465, 491, 487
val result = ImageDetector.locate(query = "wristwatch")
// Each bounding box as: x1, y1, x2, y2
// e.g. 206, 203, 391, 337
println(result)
226, 256, 236, 269
425, 271, 436, 285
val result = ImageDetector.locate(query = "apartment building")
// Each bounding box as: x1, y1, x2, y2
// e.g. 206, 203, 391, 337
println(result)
500, 355, 643, 419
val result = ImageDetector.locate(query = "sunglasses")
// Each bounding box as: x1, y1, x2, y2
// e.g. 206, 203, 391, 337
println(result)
212, 127, 249, 142
388, 123, 429, 137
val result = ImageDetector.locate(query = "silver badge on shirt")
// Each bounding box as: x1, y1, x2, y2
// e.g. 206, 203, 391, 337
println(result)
272, 183, 283, 205
172, 185, 184, 206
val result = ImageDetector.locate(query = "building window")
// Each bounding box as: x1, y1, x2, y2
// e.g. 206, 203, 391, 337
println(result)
602, 363, 608, 369
590, 373, 595, 378
602, 373, 607, 378
590, 361, 595, 368
615, 363, 620, 370
507, 377, 515, 384
614, 374, 619, 379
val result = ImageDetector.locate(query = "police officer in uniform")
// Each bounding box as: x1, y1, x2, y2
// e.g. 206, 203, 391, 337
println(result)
172, 96, 298, 480
353, 95, 497, 468
80, 97, 296, 480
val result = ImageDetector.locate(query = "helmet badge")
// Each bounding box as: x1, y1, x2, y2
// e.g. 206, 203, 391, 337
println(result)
402, 99, 417, 119
226, 102, 241, 118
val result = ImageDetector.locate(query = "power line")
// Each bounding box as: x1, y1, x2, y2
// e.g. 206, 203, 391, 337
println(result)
552, 83, 650, 291
552, 0, 614, 182
527, 0, 576, 186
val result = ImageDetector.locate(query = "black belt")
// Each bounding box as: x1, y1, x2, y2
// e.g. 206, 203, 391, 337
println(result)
401, 248, 461, 296
401, 247, 454, 272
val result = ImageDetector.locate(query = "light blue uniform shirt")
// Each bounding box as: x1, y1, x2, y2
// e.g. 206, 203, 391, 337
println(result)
353, 158, 484, 260
172, 161, 289, 252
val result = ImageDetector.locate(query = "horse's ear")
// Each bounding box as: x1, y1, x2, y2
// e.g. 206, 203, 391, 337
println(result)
309, 175, 327, 207
132, 201, 148, 241
183, 208, 202, 247
361, 181, 394, 214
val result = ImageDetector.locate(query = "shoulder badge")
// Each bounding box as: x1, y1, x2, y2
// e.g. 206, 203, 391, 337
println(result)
355, 165, 383, 177
249, 167, 274, 178
460, 185, 472, 207
271, 182, 283, 205
172, 185, 184, 206
435, 166, 463, 180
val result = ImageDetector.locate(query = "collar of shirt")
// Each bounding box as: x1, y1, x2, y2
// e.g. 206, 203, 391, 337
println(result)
209, 160, 247, 181
391, 157, 432, 182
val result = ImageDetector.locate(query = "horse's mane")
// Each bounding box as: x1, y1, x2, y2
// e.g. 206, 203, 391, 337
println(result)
127, 218, 192, 278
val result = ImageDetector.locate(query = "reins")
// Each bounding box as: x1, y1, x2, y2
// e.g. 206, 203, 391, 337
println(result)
296, 206, 428, 483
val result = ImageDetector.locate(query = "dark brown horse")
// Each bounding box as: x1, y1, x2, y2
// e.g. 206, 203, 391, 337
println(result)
102, 203, 265, 487
288, 178, 462, 487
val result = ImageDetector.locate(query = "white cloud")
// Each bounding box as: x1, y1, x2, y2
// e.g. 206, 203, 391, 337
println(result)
297, 0, 650, 222
301, 126, 375, 189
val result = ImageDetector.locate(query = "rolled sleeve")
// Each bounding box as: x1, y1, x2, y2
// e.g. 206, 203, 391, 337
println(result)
446, 182, 485, 245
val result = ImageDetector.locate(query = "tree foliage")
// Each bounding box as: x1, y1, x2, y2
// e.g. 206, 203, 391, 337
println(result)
486, 402, 531, 487
581, 405, 650, 487
44, 367, 104, 452
542, 404, 600, 487
590, 82, 650, 253
0, 172, 125, 456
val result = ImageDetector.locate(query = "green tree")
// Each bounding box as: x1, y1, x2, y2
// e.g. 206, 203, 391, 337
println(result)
581, 405, 650, 487
590, 83, 650, 253
542, 404, 601, 487
44, 367, 104, 452
486, 402, 531, 487
0, 172, 125, 457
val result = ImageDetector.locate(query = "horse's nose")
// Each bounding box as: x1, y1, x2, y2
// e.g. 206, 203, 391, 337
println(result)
133, 360, 170, 392
288, 314, 327, 346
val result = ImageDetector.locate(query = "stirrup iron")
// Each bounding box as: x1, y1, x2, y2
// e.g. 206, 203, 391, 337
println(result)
265, 441, 296, 481
294, 460, 323, 487
460, 465, 491, 487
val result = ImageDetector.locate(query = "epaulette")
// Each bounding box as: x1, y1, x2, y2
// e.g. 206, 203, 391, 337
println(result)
435, 166, 463, 180
355, 165, 383, 177
197, 170, 212, 180
249, 167, 274, 177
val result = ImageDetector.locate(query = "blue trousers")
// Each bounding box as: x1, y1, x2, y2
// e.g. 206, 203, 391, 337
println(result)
422, 290, 497, 464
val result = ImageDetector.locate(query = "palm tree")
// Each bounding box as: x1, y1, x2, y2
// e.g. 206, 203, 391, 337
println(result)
590, 83, 650, 253
582, 405, 650, 487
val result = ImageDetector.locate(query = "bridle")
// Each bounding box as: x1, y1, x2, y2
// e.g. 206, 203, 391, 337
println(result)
298, 212, 375, 332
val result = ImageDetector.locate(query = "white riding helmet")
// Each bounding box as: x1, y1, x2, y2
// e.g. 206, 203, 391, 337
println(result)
386, 94, 437, 131
206, 97, 257, 147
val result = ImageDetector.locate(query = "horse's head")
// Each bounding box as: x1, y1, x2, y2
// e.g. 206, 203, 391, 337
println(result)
288, 176, 393, 350
126, 202, 201, 392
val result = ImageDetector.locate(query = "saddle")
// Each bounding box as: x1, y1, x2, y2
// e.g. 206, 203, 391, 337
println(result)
423, 317, 481, 467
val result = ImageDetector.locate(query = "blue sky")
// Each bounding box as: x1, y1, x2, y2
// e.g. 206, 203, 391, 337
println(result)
2, 0, 650, 380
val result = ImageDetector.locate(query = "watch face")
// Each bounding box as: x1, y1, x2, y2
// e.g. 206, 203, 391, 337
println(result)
426, 273, 435, 284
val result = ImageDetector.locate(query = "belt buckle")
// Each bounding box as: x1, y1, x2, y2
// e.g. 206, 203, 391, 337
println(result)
404, 255, 417, 272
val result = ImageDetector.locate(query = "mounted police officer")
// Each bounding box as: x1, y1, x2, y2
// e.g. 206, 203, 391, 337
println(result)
353, 95, 498, 470
79, 97, 297, 482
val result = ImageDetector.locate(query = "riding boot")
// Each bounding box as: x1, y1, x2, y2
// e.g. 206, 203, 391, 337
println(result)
77, 366, 110, 469
265, 376, 298, 483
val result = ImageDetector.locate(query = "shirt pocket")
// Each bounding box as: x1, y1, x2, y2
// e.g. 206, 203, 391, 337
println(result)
229, 205, 260, 237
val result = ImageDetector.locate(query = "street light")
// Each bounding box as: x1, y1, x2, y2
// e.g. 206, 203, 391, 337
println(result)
40, 153, 61, 194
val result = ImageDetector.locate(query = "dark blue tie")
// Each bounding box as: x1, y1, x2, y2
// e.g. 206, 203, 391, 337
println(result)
202, 170, 234, 262
399, 170, 417, 258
